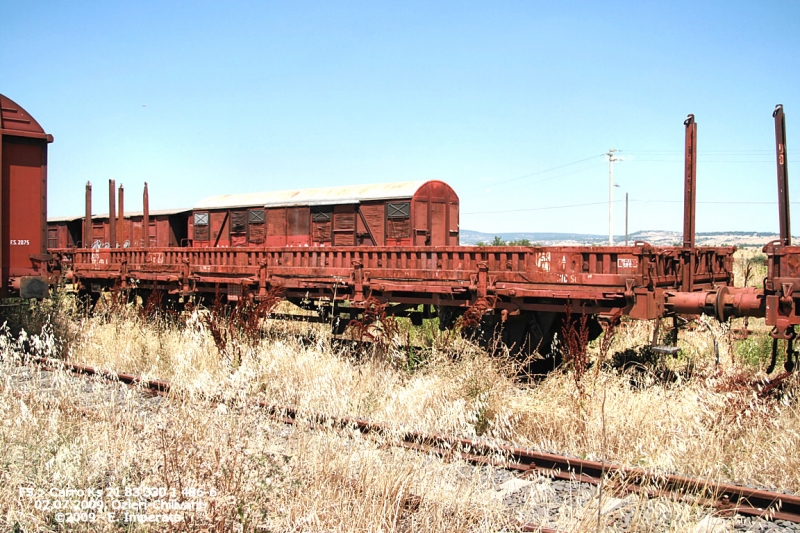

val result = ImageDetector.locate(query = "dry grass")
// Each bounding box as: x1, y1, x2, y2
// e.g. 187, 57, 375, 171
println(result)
62, 300, 799, 492
2, 246, 799, 530
0, 359, 510, 532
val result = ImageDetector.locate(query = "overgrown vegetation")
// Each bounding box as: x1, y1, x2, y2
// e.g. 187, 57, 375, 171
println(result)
475, 236, 536, 246
734, 247, 768, 288
2, 248, 799, 530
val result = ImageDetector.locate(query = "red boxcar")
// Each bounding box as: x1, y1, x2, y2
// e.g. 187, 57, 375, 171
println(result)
48, 208, 191, 249
190, 180, 459, 248
0, 94, 53, 297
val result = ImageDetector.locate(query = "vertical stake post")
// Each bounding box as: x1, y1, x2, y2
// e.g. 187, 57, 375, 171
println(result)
118, 184, 125, 247
143, 182, 149, 248
84, 182, 92, 248
108, 179, 116, 249
775, 104, 791, 246
683, 114, 697, 291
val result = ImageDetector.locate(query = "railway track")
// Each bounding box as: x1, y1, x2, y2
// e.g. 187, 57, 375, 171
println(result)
27, 356, 800, 531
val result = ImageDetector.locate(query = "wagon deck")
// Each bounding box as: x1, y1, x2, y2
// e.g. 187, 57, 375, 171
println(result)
55, 243, 734, 321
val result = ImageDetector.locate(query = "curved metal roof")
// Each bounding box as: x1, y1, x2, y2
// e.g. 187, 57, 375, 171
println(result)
0, 94, 53, 142
194, 180, 428, 210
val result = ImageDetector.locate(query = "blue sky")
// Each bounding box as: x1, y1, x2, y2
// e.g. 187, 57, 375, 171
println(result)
3, 1, 799, 235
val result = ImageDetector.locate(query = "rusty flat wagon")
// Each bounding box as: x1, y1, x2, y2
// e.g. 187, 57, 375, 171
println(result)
38, 100, 800, 369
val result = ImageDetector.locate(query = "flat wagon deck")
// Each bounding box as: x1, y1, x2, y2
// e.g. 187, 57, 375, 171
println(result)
54, 243, 734, 321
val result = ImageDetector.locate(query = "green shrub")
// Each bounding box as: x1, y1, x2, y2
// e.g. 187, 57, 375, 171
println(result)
735, 333, 773, 369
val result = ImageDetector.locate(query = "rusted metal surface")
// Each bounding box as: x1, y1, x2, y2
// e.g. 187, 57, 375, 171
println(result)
43, 101, 800, 363
117, 184, 125, 246
774, 104, 791, 246
190, 179, 458, 248
665, 286, 764, 322
51, 207, 191, 249
35, 358, 171, 394
56, 243, 734, 320
683, 114, 697, 249
143, 182, 149, 248
108, 179, 116, 249
682, 114, 697, 291
55, 180, 459, 250
84, 182, 92, 248
659, 105, 800, 371
0, 94, 53, 141
0, 94, 53, 296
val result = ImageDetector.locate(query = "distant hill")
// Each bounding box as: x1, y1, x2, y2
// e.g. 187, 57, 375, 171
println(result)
459, 229, 783, 247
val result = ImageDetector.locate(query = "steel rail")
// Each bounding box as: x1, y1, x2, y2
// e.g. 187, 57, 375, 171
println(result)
31, 357, 800, 525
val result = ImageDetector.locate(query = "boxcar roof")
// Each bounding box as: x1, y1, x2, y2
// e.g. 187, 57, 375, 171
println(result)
193, 180, 429, 210
0, 94, 53, 142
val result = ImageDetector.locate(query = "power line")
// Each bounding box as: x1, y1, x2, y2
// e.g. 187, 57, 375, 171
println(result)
636, 199, 781, 205
465, 200, 617, 215
624, 149, 774, 154
633, 159, 799, 163
466, 153, 606, 192
464, 198, 795, 215
465, 162, 607, 198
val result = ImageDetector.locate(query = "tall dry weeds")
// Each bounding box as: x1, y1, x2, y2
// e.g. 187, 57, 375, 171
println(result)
2, 271, 800, 530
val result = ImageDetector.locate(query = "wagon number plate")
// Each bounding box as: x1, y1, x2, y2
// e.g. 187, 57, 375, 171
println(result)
617, 258, 638, 268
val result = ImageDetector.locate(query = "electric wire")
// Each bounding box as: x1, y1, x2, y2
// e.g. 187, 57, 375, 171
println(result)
464, 198, 796, 215
464, 153, 606, 193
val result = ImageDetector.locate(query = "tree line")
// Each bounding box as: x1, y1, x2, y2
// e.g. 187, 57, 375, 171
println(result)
475, 236, 537, 247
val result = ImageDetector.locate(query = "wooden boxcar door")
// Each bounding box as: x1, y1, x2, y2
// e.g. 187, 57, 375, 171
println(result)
386, 202, 411, 245
430, 202, 446, 246
47, 227, 58, 249
266, 208, 287, 246
357, 203, 384, 246
209, 212, 229, 247
247, 209, 266, 245
230, 211, 248, 247
333, 205, 356, 246
311, 207, 332, 245
286, 207, 310, 246
413, 201, 429, 245
448, 201, 459, 245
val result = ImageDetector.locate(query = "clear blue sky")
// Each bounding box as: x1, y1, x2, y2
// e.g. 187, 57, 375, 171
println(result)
3, 1, 799, 235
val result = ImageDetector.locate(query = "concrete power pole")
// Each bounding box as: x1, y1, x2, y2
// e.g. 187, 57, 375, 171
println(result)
607, 149, 621, 245
625, 192, 629, 246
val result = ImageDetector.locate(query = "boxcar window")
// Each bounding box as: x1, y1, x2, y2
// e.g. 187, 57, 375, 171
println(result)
386, 202, 411, 240
312, 208, 332, 222
249, 209, 265, 224
194, 212, 209, 241
387, 202, 410, 219
231, 211, 247, 233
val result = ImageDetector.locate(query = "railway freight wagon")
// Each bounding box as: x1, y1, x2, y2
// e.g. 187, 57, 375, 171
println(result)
48, 208, 191, 249
38, 93, 799, 371
189, 180, 460, 247
0, 94, 53, 298
48, 180, 461, 250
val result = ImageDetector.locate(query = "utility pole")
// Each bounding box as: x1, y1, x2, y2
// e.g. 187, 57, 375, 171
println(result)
607, 149, 620, 245
625, 192, 629, 246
